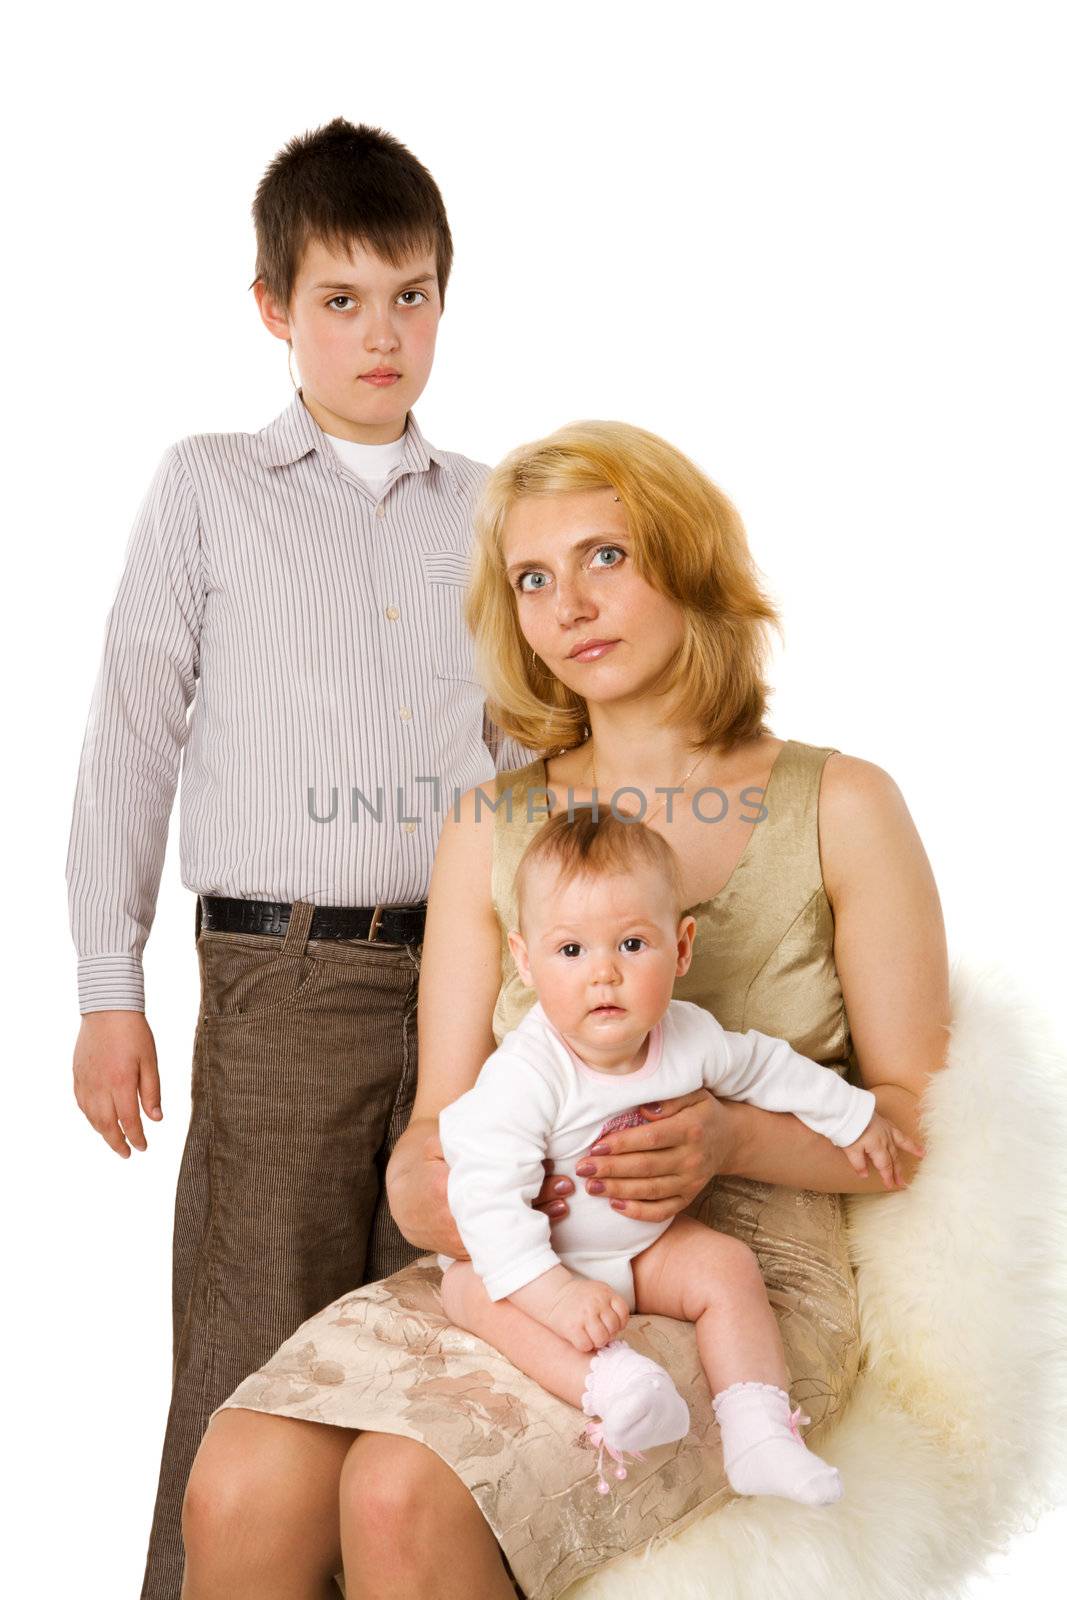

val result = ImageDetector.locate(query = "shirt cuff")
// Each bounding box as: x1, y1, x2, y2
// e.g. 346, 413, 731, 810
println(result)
825, 1086, 878, 1147
77, 955, 146, 1014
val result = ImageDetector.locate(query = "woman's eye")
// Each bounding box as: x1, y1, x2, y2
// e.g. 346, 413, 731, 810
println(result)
560, 943, 582, 958
517, 571, 548, 593
621, 938, 645, 953
591, 545, 625, 570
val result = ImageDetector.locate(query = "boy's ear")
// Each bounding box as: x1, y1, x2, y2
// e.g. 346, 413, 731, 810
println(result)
507, 928, 533, 988
253, 279, 292, 343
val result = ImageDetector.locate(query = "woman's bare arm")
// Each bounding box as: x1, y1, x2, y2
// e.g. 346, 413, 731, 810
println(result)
386, 782, 502, 1254
715, 753, 949, 1191
577, 754, 951, 1210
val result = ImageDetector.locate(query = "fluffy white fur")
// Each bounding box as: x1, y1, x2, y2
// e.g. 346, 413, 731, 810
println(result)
565, 960, 1067, 1600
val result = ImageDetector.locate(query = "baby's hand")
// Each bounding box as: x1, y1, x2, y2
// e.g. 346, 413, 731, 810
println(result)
544, 1277, 630, 1353
842, 1113, 926, 1190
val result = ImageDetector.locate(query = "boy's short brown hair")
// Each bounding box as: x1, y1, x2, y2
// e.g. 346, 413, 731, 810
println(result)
514, 805, 685, 931
251, 117, 454, 309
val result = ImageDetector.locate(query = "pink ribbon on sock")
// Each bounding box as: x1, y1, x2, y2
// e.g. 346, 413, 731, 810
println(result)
584, 1419, 648, 1496
788, 1404, 812, 1442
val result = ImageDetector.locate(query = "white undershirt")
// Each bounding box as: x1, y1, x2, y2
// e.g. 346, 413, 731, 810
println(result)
324, 430, 408, 494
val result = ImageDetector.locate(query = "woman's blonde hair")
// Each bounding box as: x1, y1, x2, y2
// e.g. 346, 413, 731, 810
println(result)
466, 420, 782, 757
514, 806, 684, 932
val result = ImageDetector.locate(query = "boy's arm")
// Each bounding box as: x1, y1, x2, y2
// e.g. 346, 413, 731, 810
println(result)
702, 1016, 877, 1148
66, 445, 204, 1014
439, 1049, 565, 1301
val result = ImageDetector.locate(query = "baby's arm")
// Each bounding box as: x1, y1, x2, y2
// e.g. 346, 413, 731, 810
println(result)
699, 1014, 922, 1187
439, 1050, 629, 1349
703, 1017, 877, 1147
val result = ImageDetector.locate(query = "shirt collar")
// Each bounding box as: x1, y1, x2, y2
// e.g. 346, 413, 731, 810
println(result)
258, 390, 451, 480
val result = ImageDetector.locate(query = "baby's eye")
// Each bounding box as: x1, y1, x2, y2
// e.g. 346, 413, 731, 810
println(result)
620, 937, 646, 953
560, 943, 582, 958
516, 571, 549, 593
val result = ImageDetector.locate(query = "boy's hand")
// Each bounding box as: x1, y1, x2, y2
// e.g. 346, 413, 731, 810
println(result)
841, 1112, 925, 1190
535, 1275, 630, 1354
73, 1011, 162, 1158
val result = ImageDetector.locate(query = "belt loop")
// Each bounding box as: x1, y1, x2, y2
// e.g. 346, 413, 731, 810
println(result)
195, 893, 203, 941
281, 899, 315, 956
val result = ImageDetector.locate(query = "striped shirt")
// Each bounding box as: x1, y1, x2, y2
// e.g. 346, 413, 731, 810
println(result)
66, 392, 535, 1014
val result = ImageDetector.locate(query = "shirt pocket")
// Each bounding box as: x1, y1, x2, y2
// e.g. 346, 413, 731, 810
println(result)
422, 549, 482, 686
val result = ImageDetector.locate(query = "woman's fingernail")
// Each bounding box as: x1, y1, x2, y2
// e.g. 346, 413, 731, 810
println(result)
588, 1180, 605, 1195
576, 1162, 596, 1177
642, 1103, 662, 1115
589, 1143, 611, 1156
547, 1201, 566, 1217
552, 1178, 572, 1194
610, 1200, 628, 1211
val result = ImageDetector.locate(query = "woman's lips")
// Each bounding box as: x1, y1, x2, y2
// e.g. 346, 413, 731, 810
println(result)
569, 640, 618, 662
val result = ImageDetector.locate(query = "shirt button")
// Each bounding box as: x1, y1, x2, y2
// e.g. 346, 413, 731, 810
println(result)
403, 820, 417, 834
375, 505, 386, 518
384, 605, 400, 621
398, 706, 413, 720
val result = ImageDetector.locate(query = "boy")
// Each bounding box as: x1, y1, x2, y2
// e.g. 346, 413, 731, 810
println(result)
66, 119, 533, 1600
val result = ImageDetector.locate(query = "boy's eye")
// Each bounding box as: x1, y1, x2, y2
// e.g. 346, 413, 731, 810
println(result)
325, 290, 428, 312
327, 296, 356, 311
398, 289, 428, 306
515, 546, 625, 594
560, 943, 582, 958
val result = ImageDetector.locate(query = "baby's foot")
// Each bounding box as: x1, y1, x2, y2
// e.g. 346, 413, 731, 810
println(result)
581, 1339, 690, 1495
712, 1380, 842, 1505
582, 1339, 690, 1454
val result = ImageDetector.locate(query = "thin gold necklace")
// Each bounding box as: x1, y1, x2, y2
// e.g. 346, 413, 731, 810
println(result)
583, 743, 711, 827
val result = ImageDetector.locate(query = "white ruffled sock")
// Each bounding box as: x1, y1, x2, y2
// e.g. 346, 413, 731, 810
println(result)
711, 1380, 843, 1505
581, 1339, 690, 1491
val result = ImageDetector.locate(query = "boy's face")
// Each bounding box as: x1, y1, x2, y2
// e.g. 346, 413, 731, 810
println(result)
255, 235, 442, 445
507, 862, 696, 1071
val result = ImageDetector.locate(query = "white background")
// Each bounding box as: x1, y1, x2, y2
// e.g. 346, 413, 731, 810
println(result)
4, 1, 1065, 1594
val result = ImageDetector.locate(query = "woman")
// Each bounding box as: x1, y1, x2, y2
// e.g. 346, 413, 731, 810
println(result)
181, 420, 948, 1599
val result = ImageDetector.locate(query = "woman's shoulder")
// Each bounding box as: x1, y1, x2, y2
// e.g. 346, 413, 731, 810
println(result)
813, 747, 918, 905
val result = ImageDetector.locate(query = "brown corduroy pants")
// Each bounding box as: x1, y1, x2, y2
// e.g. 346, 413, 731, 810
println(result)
140, 898, 424, 1600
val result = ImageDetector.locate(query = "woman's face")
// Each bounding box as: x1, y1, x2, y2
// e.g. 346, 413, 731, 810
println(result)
501, 488, 686, 707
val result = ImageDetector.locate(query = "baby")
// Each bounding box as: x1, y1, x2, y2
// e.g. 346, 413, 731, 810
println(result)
437, 804, 923, 1501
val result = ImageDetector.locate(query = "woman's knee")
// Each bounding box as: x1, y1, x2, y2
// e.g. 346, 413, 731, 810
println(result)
340, 1432, 476, 1551
183, 1409, 347, 1570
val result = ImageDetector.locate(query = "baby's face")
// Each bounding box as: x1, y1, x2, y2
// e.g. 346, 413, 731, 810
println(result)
509, 863, 696, 1066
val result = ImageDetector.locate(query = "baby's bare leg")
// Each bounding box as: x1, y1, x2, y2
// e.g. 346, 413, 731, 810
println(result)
440, 1262, 592, 1407
631, 1214, 789, 1392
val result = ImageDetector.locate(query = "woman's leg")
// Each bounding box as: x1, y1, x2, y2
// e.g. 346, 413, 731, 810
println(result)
340, 1433, 518, 1599
439, 1259, 592, 1405
181, 1408, 355, 1599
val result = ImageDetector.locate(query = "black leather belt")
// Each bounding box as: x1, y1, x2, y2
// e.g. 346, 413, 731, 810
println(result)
199, 895, 427, 946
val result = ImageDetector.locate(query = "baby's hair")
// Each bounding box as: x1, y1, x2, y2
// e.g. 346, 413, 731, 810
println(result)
514, 805, 685, 931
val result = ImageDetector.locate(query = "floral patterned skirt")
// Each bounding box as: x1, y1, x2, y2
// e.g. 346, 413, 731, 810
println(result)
216, 1178, 861, 1599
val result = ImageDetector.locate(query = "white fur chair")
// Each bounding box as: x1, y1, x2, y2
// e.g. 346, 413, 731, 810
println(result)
565, 961, 1067, 1599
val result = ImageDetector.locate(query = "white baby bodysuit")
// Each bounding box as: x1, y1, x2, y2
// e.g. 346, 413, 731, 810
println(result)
437, 998, 876, 1311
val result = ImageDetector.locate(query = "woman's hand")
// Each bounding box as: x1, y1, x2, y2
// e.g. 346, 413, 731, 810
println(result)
573, 1089, 736, 1221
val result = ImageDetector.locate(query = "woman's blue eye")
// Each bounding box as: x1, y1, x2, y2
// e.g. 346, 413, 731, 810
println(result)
621, 938, 645, 953
516, 546, 624, 594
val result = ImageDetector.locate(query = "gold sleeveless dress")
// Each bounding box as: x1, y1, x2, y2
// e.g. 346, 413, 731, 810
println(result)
219, 739, 862, 1599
